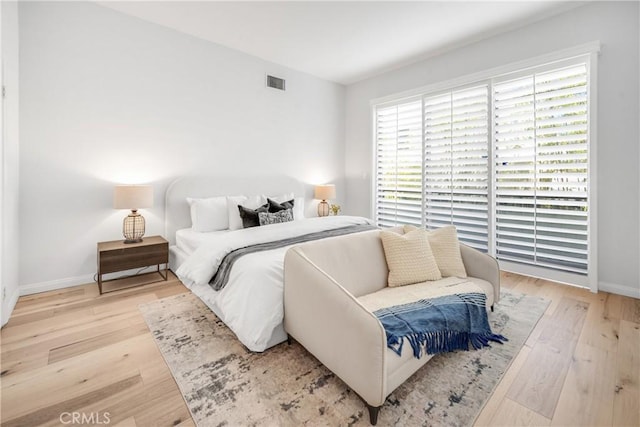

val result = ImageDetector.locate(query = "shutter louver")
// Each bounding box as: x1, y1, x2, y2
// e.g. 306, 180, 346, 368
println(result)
424, 86, 489, 251
375, 100, 423, 227
494, 64, 588, 274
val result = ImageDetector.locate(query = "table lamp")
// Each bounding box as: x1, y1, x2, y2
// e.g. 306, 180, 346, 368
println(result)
314, 184, 336, 217
114, 185, 153, 243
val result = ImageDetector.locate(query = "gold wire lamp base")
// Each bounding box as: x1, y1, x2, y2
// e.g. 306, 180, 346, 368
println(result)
123, 210, 146, 244
317, 200, 330, 217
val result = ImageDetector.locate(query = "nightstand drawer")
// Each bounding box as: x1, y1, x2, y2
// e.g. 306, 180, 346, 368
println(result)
99, 244, 168, 274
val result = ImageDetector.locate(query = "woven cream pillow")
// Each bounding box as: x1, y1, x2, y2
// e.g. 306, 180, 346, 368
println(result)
403, 225, 467, 278
380, 228, 442, 287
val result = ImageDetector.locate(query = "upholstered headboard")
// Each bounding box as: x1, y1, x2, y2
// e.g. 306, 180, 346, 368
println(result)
164, 175, 307, 245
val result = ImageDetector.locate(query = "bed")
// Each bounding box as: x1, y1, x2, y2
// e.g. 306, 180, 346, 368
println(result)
165, 175, 373, 352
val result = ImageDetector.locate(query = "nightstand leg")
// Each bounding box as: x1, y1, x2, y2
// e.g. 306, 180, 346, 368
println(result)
157, 264, 168, 281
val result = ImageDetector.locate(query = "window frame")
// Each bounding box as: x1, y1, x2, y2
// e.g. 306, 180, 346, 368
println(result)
370, 42, 600, 292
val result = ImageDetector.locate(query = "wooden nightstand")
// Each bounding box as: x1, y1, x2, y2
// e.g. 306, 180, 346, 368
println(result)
97, 235, 169, 294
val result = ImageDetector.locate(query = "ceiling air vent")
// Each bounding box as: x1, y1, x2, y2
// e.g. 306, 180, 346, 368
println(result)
266, 75, 286, 91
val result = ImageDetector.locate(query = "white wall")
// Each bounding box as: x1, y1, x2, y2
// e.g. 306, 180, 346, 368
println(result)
1, 1, 20, 326
18, 2, 345, 293
344, 2, 640, 297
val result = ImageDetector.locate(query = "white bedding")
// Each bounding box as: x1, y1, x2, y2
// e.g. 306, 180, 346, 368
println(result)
175, 228, 229, 256
176, 216, 373, 351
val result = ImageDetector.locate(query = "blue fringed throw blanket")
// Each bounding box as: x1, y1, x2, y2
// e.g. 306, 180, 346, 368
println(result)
374, 292, 507, 358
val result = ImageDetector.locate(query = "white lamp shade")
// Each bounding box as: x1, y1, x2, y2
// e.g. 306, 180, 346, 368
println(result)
114, 185, 153, 210
314, 184, 336, 200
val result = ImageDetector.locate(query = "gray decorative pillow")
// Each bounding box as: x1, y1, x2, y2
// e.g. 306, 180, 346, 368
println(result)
238, 203, 269, 228
258, 209, 294, 226
267, 198, 294, 213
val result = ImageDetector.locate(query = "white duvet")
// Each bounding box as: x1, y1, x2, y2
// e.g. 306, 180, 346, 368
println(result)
176, 216, 373, 351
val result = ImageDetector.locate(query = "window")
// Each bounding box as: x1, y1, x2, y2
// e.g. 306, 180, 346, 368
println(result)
424, 85, 489, 251
373, 53, 595, 288
493, 64, 589, 275
375, 100, 422, 227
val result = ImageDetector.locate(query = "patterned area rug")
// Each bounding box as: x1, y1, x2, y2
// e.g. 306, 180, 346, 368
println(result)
139, 290, 548, 426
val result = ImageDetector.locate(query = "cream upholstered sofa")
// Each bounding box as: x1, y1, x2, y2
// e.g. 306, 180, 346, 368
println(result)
283, 228, 500, 425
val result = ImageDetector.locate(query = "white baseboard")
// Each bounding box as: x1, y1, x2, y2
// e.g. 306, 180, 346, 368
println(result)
599, 281, 640, 299
1, 287, 20, 327
20, 274, 95, 296
19, 265, 166, 297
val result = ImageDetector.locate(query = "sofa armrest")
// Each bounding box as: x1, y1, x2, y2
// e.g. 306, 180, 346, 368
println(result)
460, 244, 501, 304
283, 247, 388, 407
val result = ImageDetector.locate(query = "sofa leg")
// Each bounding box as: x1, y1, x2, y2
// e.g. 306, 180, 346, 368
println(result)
366, 404, 381, 425
491, 304, 494, 312
286, 334, 292, 345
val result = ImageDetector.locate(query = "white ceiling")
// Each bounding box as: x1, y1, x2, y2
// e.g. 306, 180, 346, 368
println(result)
100, 1, 584, 85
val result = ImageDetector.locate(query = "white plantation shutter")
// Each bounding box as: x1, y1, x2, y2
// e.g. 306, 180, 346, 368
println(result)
494, 64, 589, 274
373, 55, 593, 285
424, 86, 489, 251
494, 76, 537, 264
375, 100, 423, 227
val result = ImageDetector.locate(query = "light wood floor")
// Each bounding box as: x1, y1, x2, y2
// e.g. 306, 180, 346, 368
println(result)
1, 271, 638, 426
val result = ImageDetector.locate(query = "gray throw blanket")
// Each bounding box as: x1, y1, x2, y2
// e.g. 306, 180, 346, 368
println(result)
209, 224, 376, 291
374, 292, 507, 358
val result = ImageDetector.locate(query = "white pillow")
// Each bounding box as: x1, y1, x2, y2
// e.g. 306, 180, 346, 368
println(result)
293, 197, 305, 220
227, 195, 263, 230
263, 192, 295, 204
263, 193, 305, 220
186, 196, 228, 232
